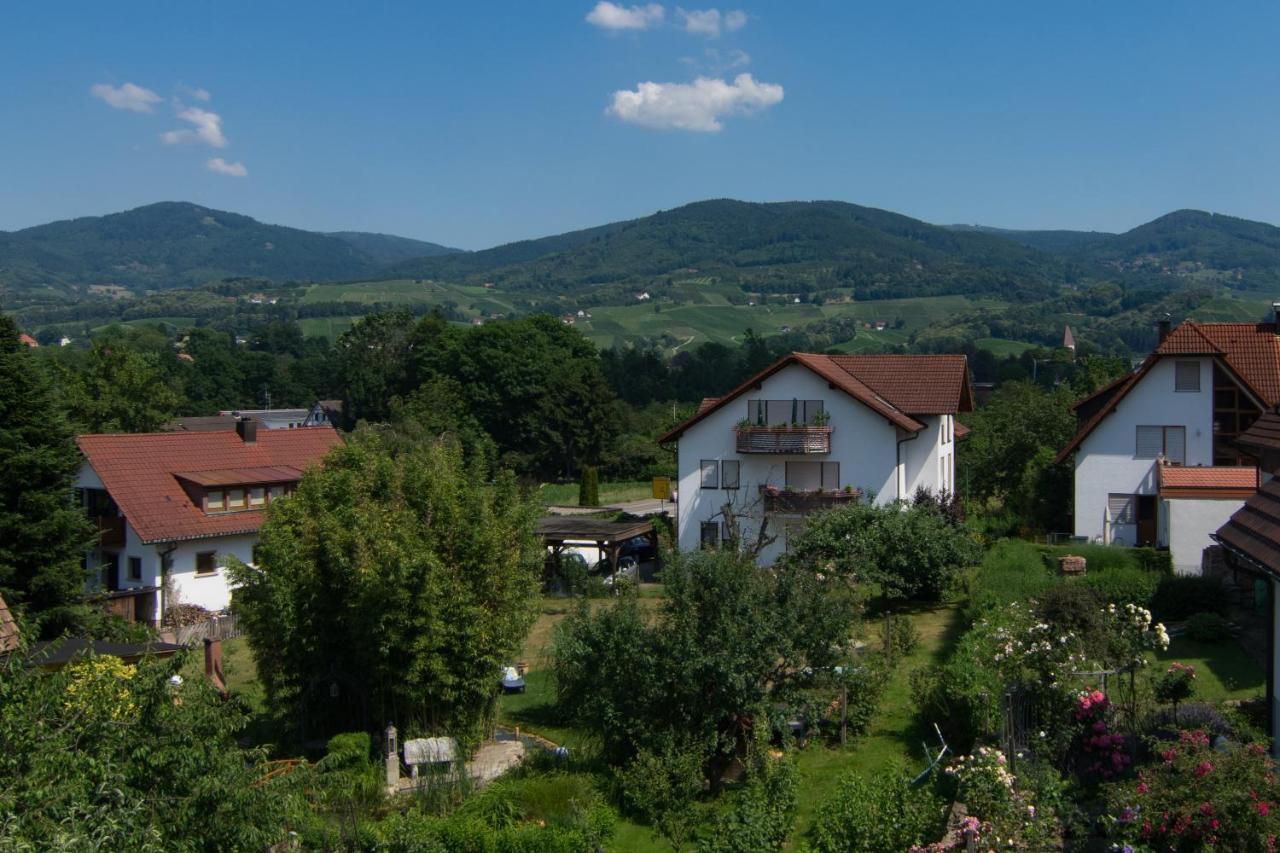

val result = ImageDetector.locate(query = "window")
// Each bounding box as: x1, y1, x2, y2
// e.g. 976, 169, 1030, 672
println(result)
127, 556, 142, 581
206, 490, 224, 511
1107, 494, 1135, 525
1135, 426, 1186, 463
700, 522, 720, 549
227, 488, 246, 510
785, 461, 840, 491
248, 486, 266, 507
269, 485, 286, 501
721, 460, 740, 490
1174, 361, 1200, 392
195, 551, 218, 576
700, 459, 719, 489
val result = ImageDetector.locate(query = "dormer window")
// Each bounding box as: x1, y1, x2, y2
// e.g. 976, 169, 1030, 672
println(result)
207, 491, 225, 511
227, 488, 246, 510
249, 487, 266, 507
177, 466, 304, 514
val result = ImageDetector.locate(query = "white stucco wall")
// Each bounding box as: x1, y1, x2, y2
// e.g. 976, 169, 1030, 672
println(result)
1164, 496, 1246, 576
675, 363, 951, 565
1074, 357, 1214, 544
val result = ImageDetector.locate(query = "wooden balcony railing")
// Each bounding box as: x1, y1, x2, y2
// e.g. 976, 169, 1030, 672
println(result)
759, 485, 861, 513
735, 425, 831, 454
93, 515, 126, 547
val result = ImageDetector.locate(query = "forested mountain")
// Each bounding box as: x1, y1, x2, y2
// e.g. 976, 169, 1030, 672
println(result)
1073, 209, 1280, 272
0, 202, 444, 296
388, 199, 1068, 301
944, 224, 1115, 252
326, 231, 462, 264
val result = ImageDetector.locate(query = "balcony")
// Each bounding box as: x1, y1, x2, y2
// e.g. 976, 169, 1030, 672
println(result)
735, 425, 831, 454
93, 515, 126, 547
759, 485, 861, 514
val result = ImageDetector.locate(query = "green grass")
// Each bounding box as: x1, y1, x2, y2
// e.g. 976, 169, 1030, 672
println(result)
974, 337, 1037, 356
538, 480, 655, 507
1153, 635, 1265, 702
790, 604, 963, 840
298, 316, 357, 339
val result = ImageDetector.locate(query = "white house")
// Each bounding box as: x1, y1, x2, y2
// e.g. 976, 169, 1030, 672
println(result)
75, 419, 342, 625
658, 352, 972, 565
1057, 317, 1280, 574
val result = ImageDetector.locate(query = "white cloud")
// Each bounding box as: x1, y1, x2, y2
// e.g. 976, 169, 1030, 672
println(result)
90, 82, 162, 113
206, 157, 247, 177
585, 1, 664, 30
162, 106, 227, 147
607, 72, 782, 131
177, 84, 212, 101
677, 7, 746, 37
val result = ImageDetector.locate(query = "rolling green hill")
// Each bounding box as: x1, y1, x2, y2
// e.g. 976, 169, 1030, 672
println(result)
0, 202, 447, 296
1075, 209, 1280, 272
326, 231, 462, 264
945, 224, 1115, 252
386, 199, 1067, 301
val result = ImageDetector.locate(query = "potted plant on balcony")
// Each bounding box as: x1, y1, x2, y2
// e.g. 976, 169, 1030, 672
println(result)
811, 409, 830, 427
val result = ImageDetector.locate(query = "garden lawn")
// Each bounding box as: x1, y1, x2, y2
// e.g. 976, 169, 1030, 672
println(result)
791, 604, 964, 841
1153, 635, 1264, 702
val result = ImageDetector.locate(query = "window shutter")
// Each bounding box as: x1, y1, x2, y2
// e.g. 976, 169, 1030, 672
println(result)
1135, 426, 1163, 459
1165, 427, 1186, 464
721, 460, 740, 489
1108, 494, 1135, 525
1175, 361, 1200, 392
700, 460, 719, 488
821, 462, 840, 490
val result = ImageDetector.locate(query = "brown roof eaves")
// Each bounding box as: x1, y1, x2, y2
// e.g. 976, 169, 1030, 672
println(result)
657, 354, 926, 444
1214, 478, 1280, 579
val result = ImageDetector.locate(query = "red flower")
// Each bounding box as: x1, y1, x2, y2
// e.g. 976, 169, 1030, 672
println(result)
1195, 761, 1214, 778
1260, 802, 1273, 817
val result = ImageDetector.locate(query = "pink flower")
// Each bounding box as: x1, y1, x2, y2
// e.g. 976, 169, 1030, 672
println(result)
1162, 748, 1177, 764
1260, 802, 1273, 817
1137, 782, 1150, 795
1194, 761, 1213, 778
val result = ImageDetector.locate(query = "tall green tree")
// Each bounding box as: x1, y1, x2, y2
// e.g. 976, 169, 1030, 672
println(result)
229, 431, 541, 746
0, 317, 94, 634
554, 548, 859, 776
335, 311, 423, 426
61, 339, 182, 432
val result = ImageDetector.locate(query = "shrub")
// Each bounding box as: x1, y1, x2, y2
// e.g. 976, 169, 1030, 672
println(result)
699, 757, 798, 852
911, 637, 1001, 753
881, 614, 920, 661
1185, 611, 1231, 643
833, 655, 891, 740
1150, 575, 1230, 621
1081, 566, 1159, 608
807, 771, 946, 852
1153, 662, 1197, 712
578, 466, 599, 508
1146, 702, 1234, 743
1037, 544, 1171, 577
620, 744, 705, 852
1106, 731, 1280, 850
965, 539, 1056, 621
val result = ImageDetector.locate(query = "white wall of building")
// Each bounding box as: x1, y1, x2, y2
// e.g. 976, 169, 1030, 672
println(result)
1074, 357, 1214, 544
675, 363, 951, 565
1164, 496, 1246, 576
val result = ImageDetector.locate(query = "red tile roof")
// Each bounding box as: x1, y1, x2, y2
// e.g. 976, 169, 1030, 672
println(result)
17, 333, 38, 348
1057, 320, 1280, 463
78, 427, 342, 544
1215, 478, 1280, 575
659, 352, 971, 443
1237, 411, 1280, 453
1159, 465, 1258, 497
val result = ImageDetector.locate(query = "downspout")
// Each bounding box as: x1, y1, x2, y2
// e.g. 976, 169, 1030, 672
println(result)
158, 543, 178, 629
895, 427, 920, 502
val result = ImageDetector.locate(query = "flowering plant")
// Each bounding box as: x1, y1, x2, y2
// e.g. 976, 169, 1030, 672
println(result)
945, 747, 1056, 849
1107, 731, 1280, 850
1154, 662, 1196, 717
1071, 689, 1131, 783
1100, 603, 1169, 669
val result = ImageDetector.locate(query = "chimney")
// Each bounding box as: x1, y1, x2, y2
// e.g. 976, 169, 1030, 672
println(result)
1272, 301, 1280, 331
204, 637, 228, 698
235, 416, 257, 444
1157, 318, 1171, 344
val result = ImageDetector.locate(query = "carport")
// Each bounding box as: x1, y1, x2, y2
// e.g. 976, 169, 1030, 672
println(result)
535, 517, 660, 578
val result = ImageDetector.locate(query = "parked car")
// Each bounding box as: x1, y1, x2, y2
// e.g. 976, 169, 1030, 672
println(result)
602, 555, 639, 588
500, 665, 525, 693
619, 534, 657, 563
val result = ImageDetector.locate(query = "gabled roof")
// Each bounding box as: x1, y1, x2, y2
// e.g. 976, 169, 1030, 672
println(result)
1214, 477, 1280, 578
1237, 411, 1280, 454
1056, 321, 1280, 463
77, 427, 342, 544
659, 352, 971, 443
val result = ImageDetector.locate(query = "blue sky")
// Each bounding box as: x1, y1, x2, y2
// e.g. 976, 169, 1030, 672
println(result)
1, 1, 1277, 249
